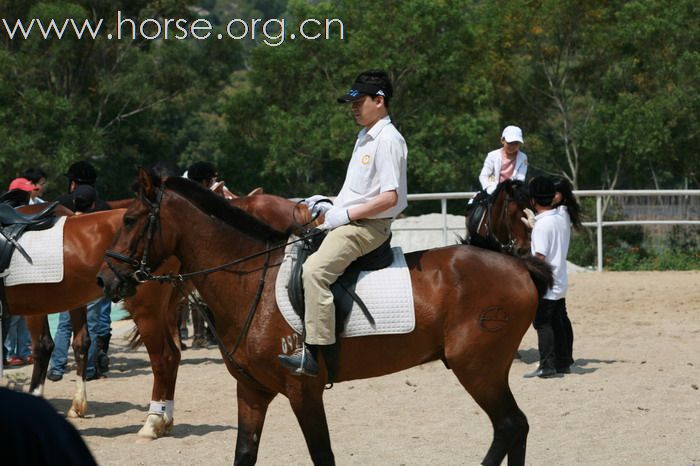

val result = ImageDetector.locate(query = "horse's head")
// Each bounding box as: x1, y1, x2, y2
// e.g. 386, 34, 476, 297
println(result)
464, 179, 531, 254
98, 167, 172, 301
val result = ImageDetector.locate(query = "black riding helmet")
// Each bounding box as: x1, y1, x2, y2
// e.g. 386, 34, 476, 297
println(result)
529, 176, 556, 206
64, 160, 97, 185
186, 161, 218, 184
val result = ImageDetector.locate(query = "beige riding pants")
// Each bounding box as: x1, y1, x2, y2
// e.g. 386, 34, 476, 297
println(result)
303, 218, 392, 345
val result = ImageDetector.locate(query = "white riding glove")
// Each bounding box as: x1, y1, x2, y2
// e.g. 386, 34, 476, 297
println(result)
521, 208, 536, 229
320, 207, 350, 230
303, 195, 333, 218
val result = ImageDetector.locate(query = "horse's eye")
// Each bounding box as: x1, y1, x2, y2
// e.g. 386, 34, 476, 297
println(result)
124, 217, 136, 228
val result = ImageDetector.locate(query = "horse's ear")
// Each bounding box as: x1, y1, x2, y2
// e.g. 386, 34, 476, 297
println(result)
248, 187, 264, 196
138, 167, 155, 199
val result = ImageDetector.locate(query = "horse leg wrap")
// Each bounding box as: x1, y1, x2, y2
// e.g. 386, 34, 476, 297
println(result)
139, 400, 175, 439
149, 399, 174, 420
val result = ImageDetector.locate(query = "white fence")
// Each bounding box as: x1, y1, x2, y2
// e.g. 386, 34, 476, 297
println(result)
393, 190, 700, 271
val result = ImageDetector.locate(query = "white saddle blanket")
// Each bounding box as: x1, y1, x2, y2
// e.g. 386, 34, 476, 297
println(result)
5, 216, 66, 286
275, 242, 415, 338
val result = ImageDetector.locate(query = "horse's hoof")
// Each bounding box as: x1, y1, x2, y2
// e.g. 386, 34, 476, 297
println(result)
137, 413, 173, 439
68, 401, 88, 418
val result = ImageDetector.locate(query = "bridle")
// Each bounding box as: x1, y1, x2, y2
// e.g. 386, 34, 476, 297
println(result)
468, 182, 527, 254
104, 185, 164, 285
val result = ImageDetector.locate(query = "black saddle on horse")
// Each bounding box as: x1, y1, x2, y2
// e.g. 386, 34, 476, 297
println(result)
287, 229, 394, 330
286, 229, 395, 383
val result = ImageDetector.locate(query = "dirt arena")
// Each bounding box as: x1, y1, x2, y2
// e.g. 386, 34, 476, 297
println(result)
3, 270, 699, 465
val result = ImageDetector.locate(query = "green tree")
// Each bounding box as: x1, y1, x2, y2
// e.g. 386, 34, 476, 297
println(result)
219, 0, 498, 199
0, 1, 245, 198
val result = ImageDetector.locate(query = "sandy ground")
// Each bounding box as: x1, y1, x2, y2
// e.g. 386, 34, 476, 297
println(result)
2, 270, 700, 465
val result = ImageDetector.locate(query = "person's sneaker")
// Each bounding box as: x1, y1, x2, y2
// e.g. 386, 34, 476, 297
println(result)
278, 347, 319, 376
47, 372, 63, 382
7, 356, 25, 367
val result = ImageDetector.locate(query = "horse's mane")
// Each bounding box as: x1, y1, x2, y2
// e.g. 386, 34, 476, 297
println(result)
163, 176, 287, 243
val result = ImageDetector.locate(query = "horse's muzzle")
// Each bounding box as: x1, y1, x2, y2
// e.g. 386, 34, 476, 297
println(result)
96, 272, 137, 302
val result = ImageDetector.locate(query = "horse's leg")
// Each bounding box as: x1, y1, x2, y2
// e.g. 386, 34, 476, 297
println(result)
67, 306, 89, 418
233, 382, 276, 466
449, 357, 528, 466
134, 289, 182, 439
26, 315, 54, 396
287, 385, 335, 466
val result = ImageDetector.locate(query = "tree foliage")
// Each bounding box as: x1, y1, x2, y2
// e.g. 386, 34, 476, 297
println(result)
1, 0, 698, 199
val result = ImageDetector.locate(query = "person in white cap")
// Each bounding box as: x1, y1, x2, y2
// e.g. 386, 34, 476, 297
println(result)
478, 125, 528, 194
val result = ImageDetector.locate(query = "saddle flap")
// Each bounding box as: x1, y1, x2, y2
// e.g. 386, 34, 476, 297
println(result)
286, 233, 394, 323
277, 244, 415, 339
0, 202, 60, 229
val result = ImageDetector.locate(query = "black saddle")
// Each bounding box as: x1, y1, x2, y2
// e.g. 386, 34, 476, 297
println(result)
0, 201, 61, 271
0, 201, 59, 228
287, 228, 395, 383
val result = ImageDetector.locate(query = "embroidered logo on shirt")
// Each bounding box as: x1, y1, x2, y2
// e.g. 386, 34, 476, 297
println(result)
361, 154, 371, 165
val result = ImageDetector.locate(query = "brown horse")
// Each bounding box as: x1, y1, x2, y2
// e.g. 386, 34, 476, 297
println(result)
5, 203, 190, 427
4, 203, 91, 404
99, 170, 552, 465
5, 202, 185, 424
464, 179, 531, 254
17, 202, 125, 409
4, 209, 125, 416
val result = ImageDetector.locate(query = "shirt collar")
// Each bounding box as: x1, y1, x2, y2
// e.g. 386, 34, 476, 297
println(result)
534, 208, 558, 220
359, 115, 392, 141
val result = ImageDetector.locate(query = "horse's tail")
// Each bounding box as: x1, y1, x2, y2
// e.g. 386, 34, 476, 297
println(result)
128, 325, 144, 349
520, 254, 553, 299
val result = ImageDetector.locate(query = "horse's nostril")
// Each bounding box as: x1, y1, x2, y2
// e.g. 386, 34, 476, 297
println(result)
96, 276, 104, 289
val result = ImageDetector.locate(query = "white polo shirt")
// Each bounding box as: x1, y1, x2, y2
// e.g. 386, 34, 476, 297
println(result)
334, 115, 408, 219
531, 208, 571, 300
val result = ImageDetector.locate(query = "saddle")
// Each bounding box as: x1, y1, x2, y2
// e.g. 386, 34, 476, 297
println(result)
465, 190, 501, 252
287, 228, 395, 382
0, 201, 60, 329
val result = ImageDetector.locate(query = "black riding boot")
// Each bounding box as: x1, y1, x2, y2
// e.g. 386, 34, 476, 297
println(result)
96, 333, 111, 374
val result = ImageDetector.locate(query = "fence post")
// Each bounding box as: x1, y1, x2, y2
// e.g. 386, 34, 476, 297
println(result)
596, 195, 603, 272
441, 198, 448, 246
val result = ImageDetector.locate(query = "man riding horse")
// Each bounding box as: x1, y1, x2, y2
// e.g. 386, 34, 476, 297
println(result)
278, 70, 408, 376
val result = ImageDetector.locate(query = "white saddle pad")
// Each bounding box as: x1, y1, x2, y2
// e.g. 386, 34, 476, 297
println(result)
5, 216, 66, 286
275, 241, 415, 338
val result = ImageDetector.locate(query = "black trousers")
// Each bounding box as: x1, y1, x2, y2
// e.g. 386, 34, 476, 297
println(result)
533, 298, 574, 370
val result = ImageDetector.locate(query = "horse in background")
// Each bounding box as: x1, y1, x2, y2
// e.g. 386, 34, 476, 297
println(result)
99, 169, 552, 465
464, 179, 531, 254
4, 209, 125, 416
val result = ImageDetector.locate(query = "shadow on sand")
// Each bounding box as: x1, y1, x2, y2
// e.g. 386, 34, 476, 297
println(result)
516, 347, 622, 375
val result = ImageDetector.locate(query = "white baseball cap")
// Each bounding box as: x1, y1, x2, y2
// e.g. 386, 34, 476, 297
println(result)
501, 125, 524, 143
